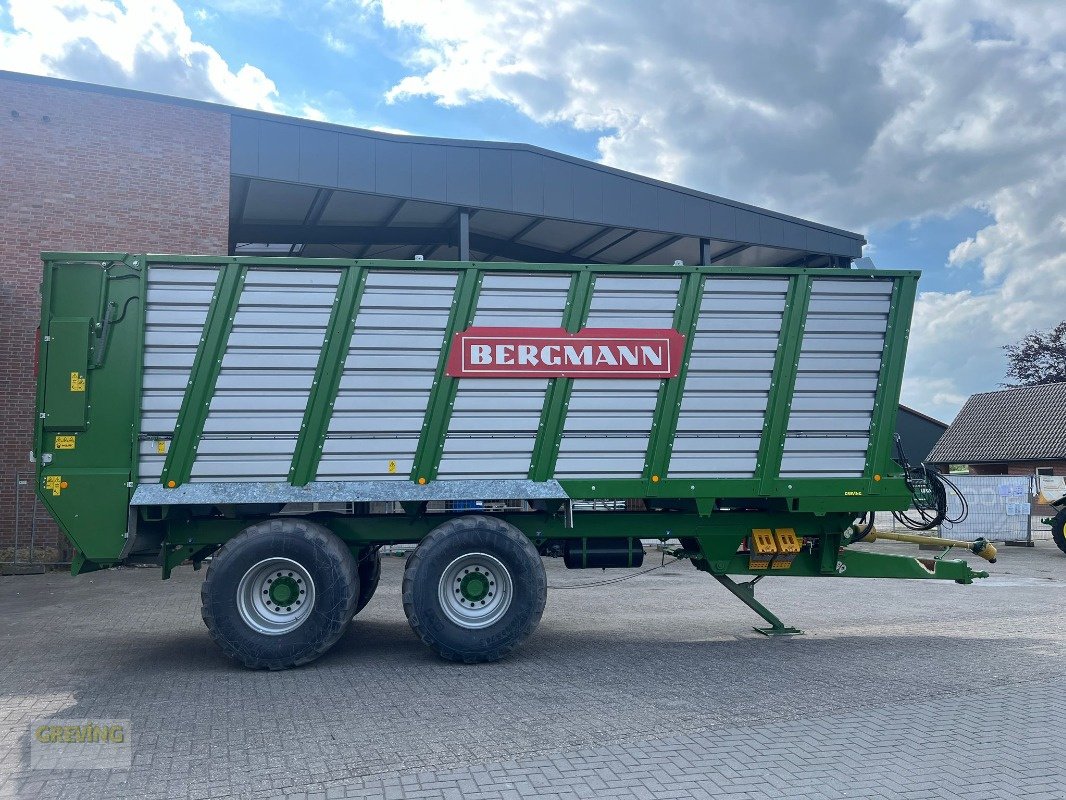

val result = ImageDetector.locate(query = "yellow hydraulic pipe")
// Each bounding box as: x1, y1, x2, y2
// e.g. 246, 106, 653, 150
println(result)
852, 526, 998, 563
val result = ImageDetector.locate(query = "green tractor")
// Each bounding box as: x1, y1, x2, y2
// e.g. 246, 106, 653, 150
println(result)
1038, 477, 1066, 554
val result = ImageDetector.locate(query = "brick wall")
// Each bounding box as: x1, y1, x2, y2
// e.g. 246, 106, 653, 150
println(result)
968, 461, 1066, 476
1007, 461, 1066, 477
0, 74, 230, 560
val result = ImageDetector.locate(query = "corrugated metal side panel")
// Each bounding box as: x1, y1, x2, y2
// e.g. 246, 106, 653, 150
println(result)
138, 265, 220, 482
438, 273, 570, 479
555, 276, 681, 478
780, 278, 893, 477
189, 268, 340, 481
319, 270, 459, 480
669, 278, 789, 478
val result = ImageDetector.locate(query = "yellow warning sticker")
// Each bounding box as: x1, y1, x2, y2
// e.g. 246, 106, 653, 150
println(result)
44, 475, 64, 496
54, 435, 76, 450
70, 371, 86, 392
387, 460, 397, 474
156, 440, 168, 454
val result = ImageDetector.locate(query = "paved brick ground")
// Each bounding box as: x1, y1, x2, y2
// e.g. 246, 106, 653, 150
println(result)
0, 540, 1064, 799
284, 681, 1065, 800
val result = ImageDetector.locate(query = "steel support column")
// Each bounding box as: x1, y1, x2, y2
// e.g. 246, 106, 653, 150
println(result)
458, 209, 470, 261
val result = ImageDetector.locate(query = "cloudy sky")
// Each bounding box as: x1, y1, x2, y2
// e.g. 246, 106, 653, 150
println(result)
2, 0, 1064, 421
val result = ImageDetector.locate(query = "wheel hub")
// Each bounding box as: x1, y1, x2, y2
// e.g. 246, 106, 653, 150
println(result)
268, 575, 300, 606
459, 571, 490, 602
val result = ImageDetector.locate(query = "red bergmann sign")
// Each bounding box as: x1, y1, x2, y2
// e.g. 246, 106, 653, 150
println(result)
446, 327, 685, 379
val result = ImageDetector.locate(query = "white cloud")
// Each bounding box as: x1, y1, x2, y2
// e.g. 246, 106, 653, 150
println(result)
902, 163, 1066, 420
366, 0, 1066, 420
299, 103, 328, 121
367, 0, 1064, 227
323, 31, 351, 54
0, 0, 279, 111
0, 1, 400, 132
197, 0, 283, 15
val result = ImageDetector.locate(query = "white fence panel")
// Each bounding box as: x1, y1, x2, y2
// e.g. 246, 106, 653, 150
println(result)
940, 475, 1032, 542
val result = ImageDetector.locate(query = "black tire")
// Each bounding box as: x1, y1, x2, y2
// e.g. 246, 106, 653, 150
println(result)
201, 518, 359, 670
355, 548, 382, 613
1051, 508, 1066, 556
402, 515, 546, 663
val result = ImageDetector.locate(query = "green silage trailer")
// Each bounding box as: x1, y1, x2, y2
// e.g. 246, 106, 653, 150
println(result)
34, 253, 991, 669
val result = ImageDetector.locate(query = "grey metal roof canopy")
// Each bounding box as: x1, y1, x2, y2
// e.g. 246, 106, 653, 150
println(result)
0, 69, 865, 267
228, 113, 866, 267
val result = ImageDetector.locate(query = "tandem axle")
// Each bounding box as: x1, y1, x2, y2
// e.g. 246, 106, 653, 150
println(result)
96, 504, 993, 667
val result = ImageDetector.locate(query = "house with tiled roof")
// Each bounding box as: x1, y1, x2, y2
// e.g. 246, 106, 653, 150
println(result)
927, 382, 1066, 477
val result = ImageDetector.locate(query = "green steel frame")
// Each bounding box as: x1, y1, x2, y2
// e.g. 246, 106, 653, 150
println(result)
865, 278, 918, 477
289, 266, 367, 486
411, 267, 482, 483
642, 271, 703, 483
756, 275, 812, 495
160, 262, 246, 487
155, 508, 989, 586
529, 269, 596, 481
33, 252, 985, 601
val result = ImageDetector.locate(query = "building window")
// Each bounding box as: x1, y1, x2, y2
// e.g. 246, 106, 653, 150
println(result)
1036, 467, 1053, 476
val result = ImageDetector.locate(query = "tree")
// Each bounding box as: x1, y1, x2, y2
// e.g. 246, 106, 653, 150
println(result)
1003, 320, 1066, 387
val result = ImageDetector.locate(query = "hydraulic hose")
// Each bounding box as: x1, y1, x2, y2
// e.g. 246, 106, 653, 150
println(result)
890, 435, 968, 531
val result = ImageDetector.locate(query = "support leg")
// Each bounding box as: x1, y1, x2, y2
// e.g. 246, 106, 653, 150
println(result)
711, 574, 802, 636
